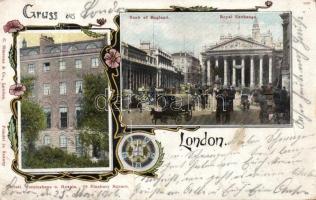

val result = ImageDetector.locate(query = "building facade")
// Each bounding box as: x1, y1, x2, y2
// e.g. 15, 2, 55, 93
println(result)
201, 18, 284, 88
172, 52, 201, 86
280, 13, 291, 91
20, 35, 107, 157
121, 41, 183, 93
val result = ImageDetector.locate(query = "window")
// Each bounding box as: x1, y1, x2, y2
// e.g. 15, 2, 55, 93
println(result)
59, 107, 68, 128
30, 81, 35, 97
28, 50, 38, 56
43, 84, 50, 95
68, 46, 77, 52
59, 82, 66, 95
51, 48, 60, 53
75, 80, 83, 94
59, 60, 66, 71
43, 62, 50, 72
59, 135, 67, 148
28, 64, 35, 73
43, 108, 51, 128
43, 135, 50, 145
75, 135, 82, 155
75, 59, 82, 69
86, 43, 97, 49
75, 106, 82, 126
91, 57, 99, 68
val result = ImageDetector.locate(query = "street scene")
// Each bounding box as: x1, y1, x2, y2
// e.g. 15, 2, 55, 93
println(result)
120, 12, 291, 126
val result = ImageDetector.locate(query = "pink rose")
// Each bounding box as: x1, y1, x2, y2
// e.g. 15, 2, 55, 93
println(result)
3, 20, 24, 33
9, 83, 26, 96
104, 49, 121, 68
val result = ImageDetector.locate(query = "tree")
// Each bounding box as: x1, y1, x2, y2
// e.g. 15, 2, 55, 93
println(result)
23, 146, 108, 168
21, 99, 46, 152
78, 73, 109, 160
20, 77, 46, 152
21, 76, 34, 98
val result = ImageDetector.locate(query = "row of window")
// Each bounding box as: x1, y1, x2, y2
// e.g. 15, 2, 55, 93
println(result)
43, 134, 82, 153
43, 106, 82, 129
27, 57, 100, 73
43, 80, 83, 95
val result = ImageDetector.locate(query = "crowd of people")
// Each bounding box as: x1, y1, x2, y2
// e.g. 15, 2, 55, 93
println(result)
189, 84, 290, 124
128, 84, 290, 124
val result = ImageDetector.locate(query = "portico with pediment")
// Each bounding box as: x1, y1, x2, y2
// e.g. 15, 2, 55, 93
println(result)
201, 36, 281, 88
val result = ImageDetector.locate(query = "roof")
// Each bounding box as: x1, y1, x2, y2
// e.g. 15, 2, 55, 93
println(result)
206, 36, 273, 52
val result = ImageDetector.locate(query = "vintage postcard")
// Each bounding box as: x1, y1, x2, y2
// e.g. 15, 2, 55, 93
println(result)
0, 0, 315, 200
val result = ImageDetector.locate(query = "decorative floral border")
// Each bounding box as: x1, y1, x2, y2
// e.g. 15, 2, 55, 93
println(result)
6, 16, 163, 182
6, 0, 274, 182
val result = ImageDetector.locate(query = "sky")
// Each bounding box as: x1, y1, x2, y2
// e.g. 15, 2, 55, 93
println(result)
19, 31, 96, 47
121, 12, 285, 57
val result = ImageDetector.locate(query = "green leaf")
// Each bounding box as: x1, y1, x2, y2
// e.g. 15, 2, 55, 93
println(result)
8, 116, 17, 153
81, 28, 107, 38
9, 45, 16, 70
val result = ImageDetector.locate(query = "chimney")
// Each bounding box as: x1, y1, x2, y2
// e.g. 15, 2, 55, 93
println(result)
22, 38, 27, 48
40, 35, 54, 54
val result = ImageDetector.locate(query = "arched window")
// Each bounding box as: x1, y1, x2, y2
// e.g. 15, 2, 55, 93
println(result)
68, 46, 78, 52
86, 43, 98, 49
51, 47, 61, 53
28, 50, 38, 56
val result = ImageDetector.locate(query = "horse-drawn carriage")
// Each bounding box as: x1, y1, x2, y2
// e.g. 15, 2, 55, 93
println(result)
150, 94, 193, 124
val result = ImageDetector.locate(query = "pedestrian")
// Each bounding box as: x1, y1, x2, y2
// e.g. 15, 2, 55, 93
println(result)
215, 89, 223, 123
223, 89, 231, 124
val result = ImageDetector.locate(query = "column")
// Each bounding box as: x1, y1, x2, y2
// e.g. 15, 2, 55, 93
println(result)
135, 70, 139, 90
141, 71, 143, 87
199, 55, 206, 86
131, 70, 134, 90
232, 58, 236, 86
269, 56, 272, 83
241, 57, 245, 87
207, 59, 211, 86
250, 56, 254, 87
215, 57, 219, 82
156, 70, 159, 88
127, 68, 131, 89
259, 56, 263, 86
159, 70, 161, 87
224, 56, 228, 86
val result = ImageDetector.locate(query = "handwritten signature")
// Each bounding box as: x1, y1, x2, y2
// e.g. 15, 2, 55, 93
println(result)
81, 0, 125, 19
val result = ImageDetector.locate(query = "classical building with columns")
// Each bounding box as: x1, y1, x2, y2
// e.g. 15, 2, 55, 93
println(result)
121, 41, 183, 92
201, 18, 284, 88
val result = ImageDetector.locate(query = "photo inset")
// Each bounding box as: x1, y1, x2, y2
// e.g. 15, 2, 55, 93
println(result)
18, 31, 112, 172
120, 12, 291, 127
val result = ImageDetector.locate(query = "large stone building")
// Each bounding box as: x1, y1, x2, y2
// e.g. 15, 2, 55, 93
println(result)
172, 52, 201, 86
121, 41, 183, 93
20, 35, 107, 157
201, 18, 284, 88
